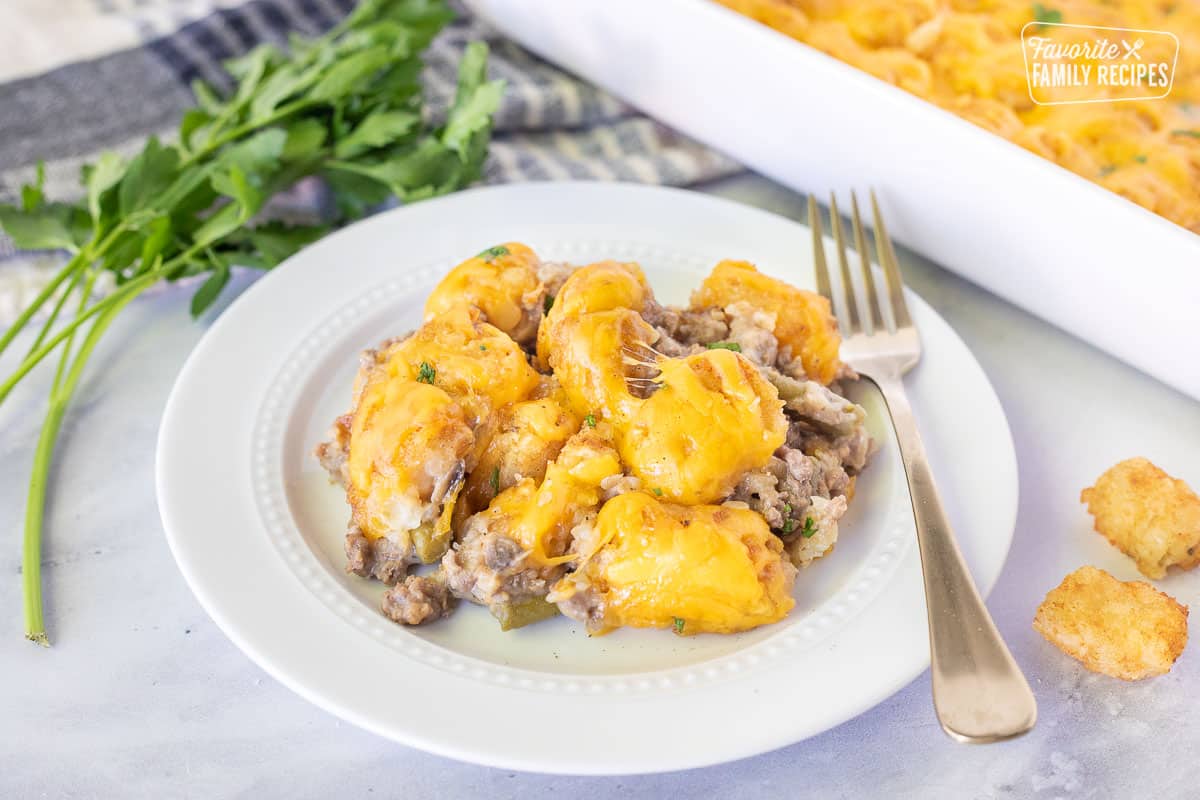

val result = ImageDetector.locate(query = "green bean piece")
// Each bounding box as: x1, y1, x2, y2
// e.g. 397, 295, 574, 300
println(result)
490, 597, 560, 631
411, 521, 452, 564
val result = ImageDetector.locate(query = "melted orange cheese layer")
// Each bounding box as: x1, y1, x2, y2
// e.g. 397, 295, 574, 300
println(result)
691, 260, 842, 385
620, 349, 787, 504
565, 492, 797, 635
424, 242, 544, 346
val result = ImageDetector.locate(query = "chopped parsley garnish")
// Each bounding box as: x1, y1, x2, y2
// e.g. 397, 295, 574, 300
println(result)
1098, 165, 1116, 177
673, 617, 685, 633
782, 503, 793, 516
781, 518, 796, 533
1133, 154, 1147, 164
478, 245, 509, 261
584, 414, 597, 428
706, 341, 742, 352
801, 516, 818, 539
490, 466, 500, 495
543, 294, 555, 314
1032, 3, 1062, 27
652, 487, 664, 497
479, 344, 487, 351
416, 362, 435, 384
1171, 129, 1200, 139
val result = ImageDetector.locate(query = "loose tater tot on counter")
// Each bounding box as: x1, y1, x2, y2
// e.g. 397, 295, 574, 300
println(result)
1033, 566, 1188, 681
1081, 457, 1200, 579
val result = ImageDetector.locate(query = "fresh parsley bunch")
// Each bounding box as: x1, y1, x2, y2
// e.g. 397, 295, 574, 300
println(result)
0, 0, 504, 645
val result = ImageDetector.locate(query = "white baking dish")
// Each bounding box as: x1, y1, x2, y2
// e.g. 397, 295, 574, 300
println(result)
466, 0, 1200, 401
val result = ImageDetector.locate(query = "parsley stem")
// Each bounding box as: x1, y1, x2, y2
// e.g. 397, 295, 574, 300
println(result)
0, 270, 159, 406
24, 261, 90, 359
0, 250, 89, 361
2, 217, 141, 363
22, 267, 108, 646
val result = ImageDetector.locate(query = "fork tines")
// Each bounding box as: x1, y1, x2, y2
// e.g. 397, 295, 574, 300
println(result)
809, 190, 912, 338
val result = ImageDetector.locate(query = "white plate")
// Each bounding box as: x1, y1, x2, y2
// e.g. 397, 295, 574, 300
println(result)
465, 0, 1200, 401
156, 182, 1017, 775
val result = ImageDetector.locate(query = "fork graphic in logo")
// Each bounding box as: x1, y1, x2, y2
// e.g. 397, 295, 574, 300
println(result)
1123, 38, 1145, 59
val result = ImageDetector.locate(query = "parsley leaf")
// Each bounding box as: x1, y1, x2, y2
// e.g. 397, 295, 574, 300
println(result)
490, 466, 501, 496
417, 361, 436, 384
441, 42, 506, 161
652, 488, 664, 497
673, 617, 685, 634
0, 0, 503, 646
584, 413, 596, 428
544, 294, 555, 314
478, 244, 509, 261
1171, 129, 1200, 139
802, 517, 818, 538
706, 341, 742, 352
1032, 3, 1062, 27
781, 518, 796, 533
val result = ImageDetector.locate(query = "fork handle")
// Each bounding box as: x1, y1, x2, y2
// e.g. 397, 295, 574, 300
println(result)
868, 372, 1037, 742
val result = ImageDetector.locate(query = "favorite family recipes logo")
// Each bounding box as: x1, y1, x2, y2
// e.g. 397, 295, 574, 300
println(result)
1021, 19, 1179, 105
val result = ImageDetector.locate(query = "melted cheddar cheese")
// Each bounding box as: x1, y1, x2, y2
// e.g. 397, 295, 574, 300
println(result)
346, 305, 539, 553
347, 379, 471, 542
380, 305, 539, 426
541, 263, 789, 503
555, 492, 797, 635
459, 396, 580, 520
424, 242, 545, 346
621, 349, 788, 504
473, 427, 623, 565
692, 260, 842, 385
537, 260, 651, 366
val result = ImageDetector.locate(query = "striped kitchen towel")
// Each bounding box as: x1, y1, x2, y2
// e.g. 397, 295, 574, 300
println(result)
0, 0, 741, 323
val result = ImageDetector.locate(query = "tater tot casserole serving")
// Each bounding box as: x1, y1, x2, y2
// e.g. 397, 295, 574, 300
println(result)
314, 243, 873, 637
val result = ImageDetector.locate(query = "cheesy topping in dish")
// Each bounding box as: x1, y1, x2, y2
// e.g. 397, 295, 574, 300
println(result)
713, 0, 1200, 233
316, 242, 873, 636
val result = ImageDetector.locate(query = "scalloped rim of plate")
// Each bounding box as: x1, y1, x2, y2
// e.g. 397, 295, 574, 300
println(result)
156, 181, 1018, 775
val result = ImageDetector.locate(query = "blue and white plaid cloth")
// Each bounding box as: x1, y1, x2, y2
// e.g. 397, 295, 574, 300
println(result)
0, 0, 741, 323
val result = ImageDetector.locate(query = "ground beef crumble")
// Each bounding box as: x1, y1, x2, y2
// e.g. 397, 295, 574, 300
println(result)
344, 528, 419, 585
441, 516, 566, 610
381, 571, 454, 625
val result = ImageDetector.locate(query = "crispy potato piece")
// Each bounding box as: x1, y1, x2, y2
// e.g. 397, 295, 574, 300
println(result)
474, 427, 622, 566
1081, 457, 1200, 579
1033, 566, 1188, 681
381, 305, 540, 426
345, 307, 539, 548
620, 349, 788, 504
536, 260, 650, 366
424, 242, 545, 347
552, 492, 797, 635
691, 260, 842, 384
346, 379, 471, 545
545, 307, 658, 421
459, 396, 580, 520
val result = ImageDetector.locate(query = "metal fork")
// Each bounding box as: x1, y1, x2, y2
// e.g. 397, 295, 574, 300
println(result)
809, 191, 1037, 743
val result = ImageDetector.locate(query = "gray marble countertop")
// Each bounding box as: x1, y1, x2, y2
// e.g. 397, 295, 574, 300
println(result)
2, 173, 1198, 799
